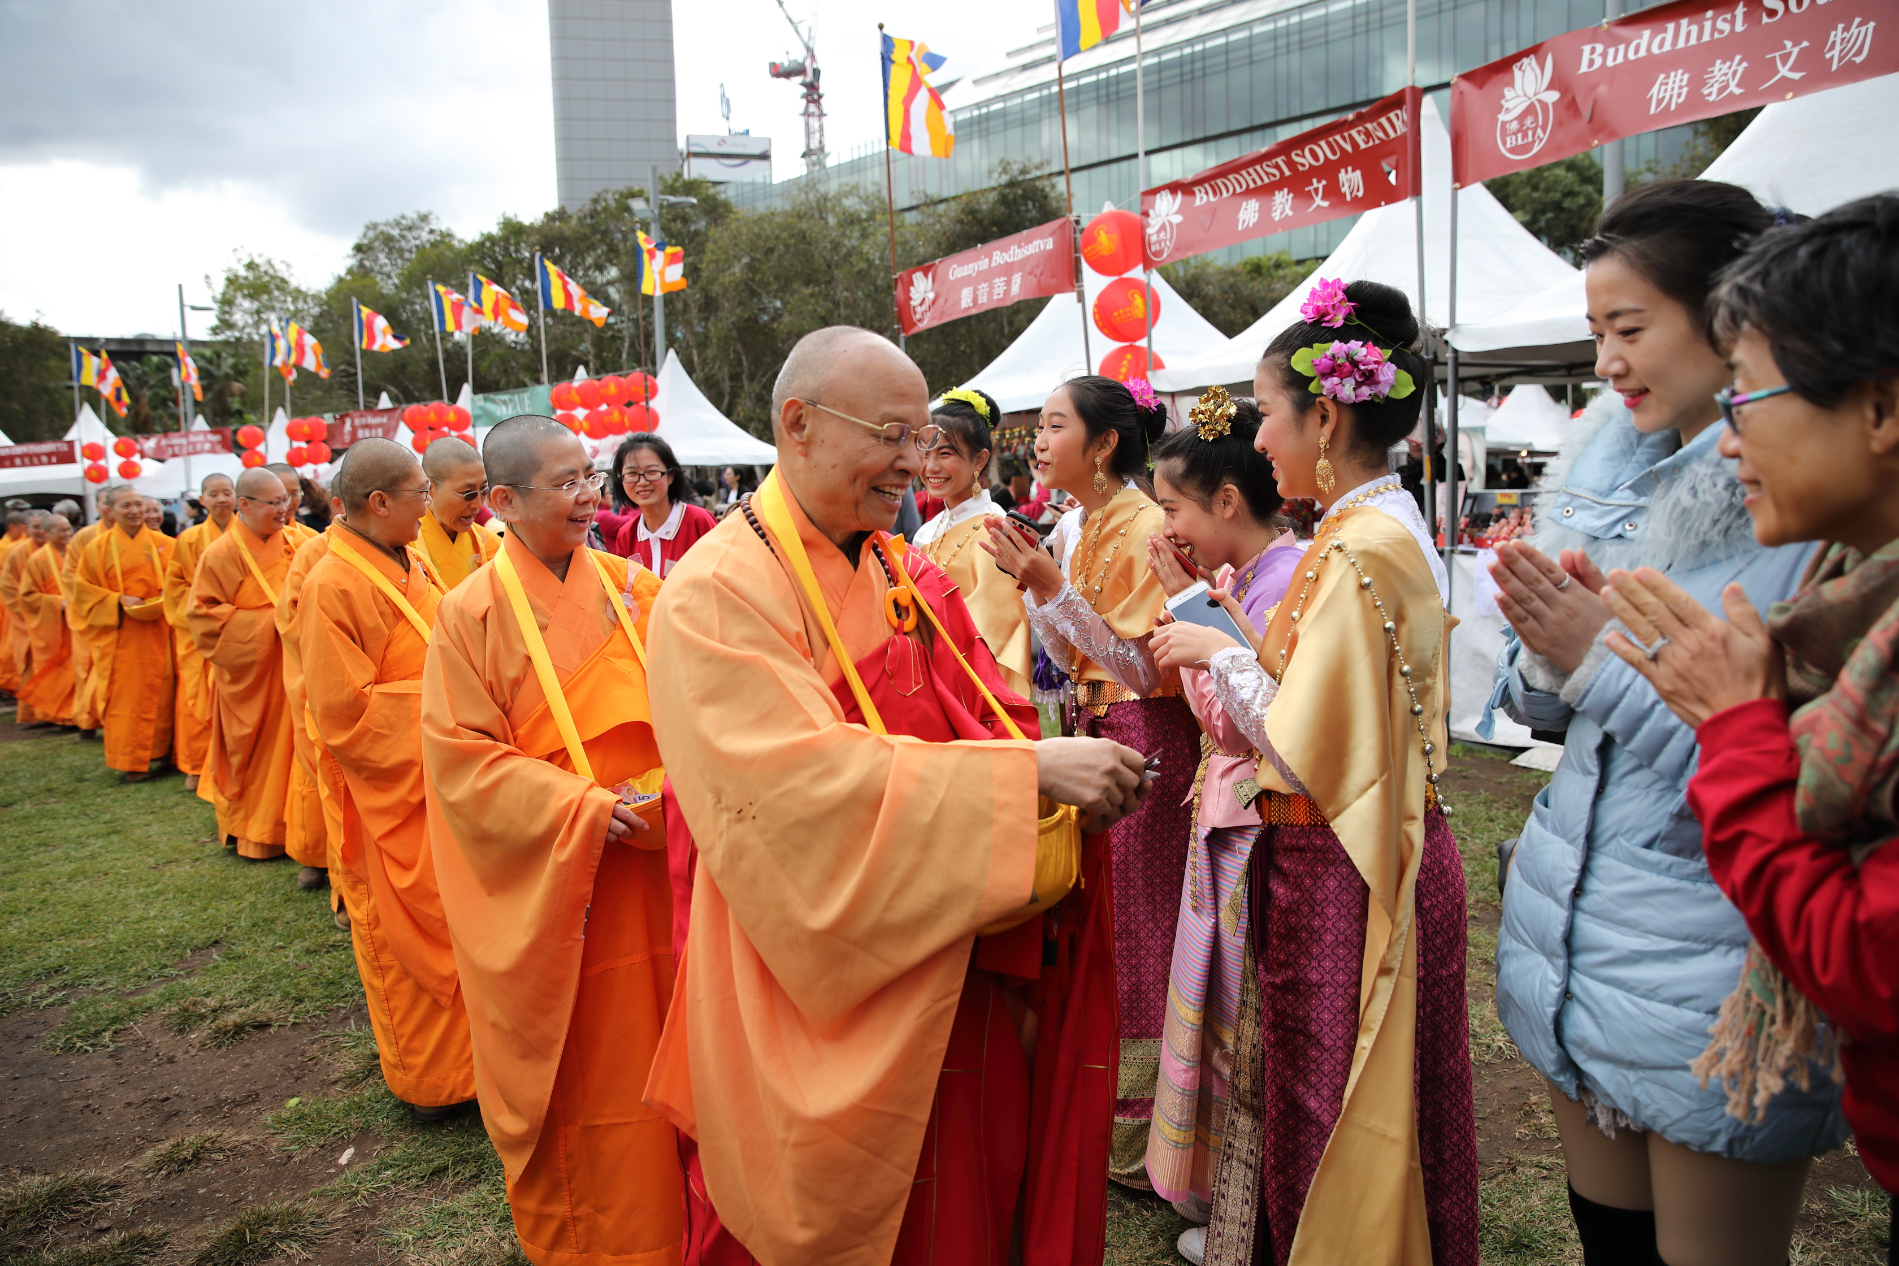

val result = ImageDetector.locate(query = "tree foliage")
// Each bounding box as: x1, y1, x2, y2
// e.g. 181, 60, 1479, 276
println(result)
1486, 153, 1603, 263
1159, 252, 1305, 338
0, 314, 73, 442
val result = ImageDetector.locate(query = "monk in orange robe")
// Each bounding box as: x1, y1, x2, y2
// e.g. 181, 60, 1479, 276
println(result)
187, 468, 309, 859
421, 417, 678, 1266
278, 522, 338, 889
1, 511, 49, 723
17, 512, 77, 725
71, 487, 176, 779
643, 327, 1147, 1266
0, 511, 30, 701
164, 474, 236, 791
417, 437, 500, 589
63, 516, 105, 736
305, 439, 475, 1115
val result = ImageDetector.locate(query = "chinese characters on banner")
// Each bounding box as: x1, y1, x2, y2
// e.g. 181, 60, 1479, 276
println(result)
330, 409, 403, 448
139, 429, 234, 461
0, 441, 78, 470
1140, 87, 1421, 267
1451, 0, 1894, 185
895, 218, 1078, 336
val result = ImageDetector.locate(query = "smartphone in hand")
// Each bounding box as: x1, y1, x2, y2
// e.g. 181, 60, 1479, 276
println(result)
1163, 580, 1250, 644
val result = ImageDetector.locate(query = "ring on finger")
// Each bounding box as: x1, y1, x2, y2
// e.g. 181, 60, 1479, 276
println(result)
1635, 634, 1669, 660
1554, 573, 1572, 591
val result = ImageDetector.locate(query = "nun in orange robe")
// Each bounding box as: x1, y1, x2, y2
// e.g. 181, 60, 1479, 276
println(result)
18, 540, 76, 724
163, 513, 229, 779
0, 527, 26, 697
186, 481, 310, 858
70, 495, 176, 775
62, 523, 104, 732
276, 529, 339, 872
302, 452, 474, 1111
1, 522, 46, 722
421, 419, 680, 1266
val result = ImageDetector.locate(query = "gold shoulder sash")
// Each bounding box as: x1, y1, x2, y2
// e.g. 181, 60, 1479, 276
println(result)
325, 531, 433, 644
233, 531, 280, 606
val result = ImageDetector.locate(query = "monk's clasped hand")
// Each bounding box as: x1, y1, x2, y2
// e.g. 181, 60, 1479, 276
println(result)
1600, 569, 1784, 729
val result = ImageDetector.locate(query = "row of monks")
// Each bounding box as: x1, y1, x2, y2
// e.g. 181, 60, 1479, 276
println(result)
30, 329, 1159, 1266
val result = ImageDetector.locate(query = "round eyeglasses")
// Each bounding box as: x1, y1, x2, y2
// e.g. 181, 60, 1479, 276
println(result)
796, 398, 942, 451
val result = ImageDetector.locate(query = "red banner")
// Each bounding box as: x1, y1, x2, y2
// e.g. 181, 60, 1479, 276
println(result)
1141, 87, 1420, 267
896, 218, 1077, 336
140, 429, 233, 460
331, 409, 402, 447
1452, 0, 1895, 185
0, 441, 78, 470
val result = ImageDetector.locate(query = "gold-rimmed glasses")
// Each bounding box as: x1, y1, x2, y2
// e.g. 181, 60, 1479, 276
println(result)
796, 398, 942, 450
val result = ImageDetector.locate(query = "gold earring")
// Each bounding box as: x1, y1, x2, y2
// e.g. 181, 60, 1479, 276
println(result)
1093, 452, 1111, 494
1315, 432, 1336, 496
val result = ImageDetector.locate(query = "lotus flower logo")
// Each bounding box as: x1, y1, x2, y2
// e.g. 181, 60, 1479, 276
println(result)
1496, 53, 1560, 162
908, 271, 936, 327
1145, 189, 1183, 261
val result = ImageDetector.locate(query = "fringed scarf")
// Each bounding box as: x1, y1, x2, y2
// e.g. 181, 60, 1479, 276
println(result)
1694, 538, 1899, 1121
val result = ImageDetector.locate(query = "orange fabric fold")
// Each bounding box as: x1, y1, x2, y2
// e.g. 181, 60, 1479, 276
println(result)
62, 525, 102, 730
71, 526, 174, 772
276, 531, 333, 868
0, 535, 23, 695
18, 545, 74, 723
163, 518, 227, 775
1, 537, 40, 721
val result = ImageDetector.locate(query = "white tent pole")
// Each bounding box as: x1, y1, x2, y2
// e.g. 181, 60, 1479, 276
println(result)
1407, 0, 1434, 542
1136, 1, 1155, 375
1445, 189, 1459, 594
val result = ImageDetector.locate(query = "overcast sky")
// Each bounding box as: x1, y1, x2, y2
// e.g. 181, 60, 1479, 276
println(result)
0, 0, 1045, 338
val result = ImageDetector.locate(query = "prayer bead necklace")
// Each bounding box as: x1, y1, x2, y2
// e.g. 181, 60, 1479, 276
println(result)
1072, 489, 1154, 609
1275, 480, 1452, 818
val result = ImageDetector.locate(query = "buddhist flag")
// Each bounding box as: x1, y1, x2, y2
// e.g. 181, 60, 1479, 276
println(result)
175, 341, 203, 402
537, 256, 611, 327
469, 273, 529, 332
354, 300, 409, 353
881, 33, 954, 158
1055, 0, 1139, 59
286, 322, 331, 378
74, 346, 129, 418
431, 283, 479, 335
636, 230, 687, 296
267, 318, 296, 382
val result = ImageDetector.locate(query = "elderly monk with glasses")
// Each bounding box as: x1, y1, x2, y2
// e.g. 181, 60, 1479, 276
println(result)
70, 486, 176, 781
644, 325, 1151, 1266
417, 436, 501, 590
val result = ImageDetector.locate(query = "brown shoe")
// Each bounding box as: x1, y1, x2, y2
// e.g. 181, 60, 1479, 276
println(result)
333, 905, 351, 931
123, 770, 151, 784
297, 866, 328, 891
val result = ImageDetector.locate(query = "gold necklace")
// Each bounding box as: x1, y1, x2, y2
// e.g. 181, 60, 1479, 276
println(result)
1072, 488, 1153, 608
924, 512, 983, 572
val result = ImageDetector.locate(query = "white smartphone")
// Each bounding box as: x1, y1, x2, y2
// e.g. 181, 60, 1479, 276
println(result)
1164, 580, 1251, 645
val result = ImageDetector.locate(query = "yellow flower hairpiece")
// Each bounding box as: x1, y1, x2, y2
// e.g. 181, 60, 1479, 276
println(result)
1189, 385, 1238, 441
939, 387, 992, 421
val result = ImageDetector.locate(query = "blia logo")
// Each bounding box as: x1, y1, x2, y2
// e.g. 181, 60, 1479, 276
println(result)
908, 272, 937, 327
1496, 53, 1560, 162
1145, 188, 1184, 262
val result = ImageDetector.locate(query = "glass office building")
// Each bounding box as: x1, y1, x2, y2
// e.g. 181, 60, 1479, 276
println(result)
731, 0, 1690, 262
550, 0, 680, 211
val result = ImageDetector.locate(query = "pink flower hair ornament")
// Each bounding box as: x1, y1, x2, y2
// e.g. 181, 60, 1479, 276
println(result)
1126, 377, 1161, 412
1290, 340, 1417, 405
1299, 277, 1357, 328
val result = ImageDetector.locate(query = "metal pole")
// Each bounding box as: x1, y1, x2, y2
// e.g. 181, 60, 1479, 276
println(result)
353, 300, 365, 411
1445, 190, 1460, 596
1136, 1, 1155, 375
649, 165, 668, 367
261, 329, 269, 433
68, 341, 80, 424
176, 284, 193, 495
1055, 60, 1091, 371
879, 25, 904, 346
1056, 59, 1075, 219
535, 252, 551, 385
1601, 0, 1625, 207
428, 278, 448, 401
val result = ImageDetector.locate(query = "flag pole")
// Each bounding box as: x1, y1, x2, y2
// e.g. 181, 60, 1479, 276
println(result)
261, 327, 270, 437
176, 284, 192, 496
534, 253, 551, 385
1135, 1, 1155, 375
1407, 0, 1434, 545
68, 342, 81, 425
649, 164, 668, 367
427, 278, 448, 401
878, 25, 905, 350
352, 300, 365, 411
1055, 53, 1091, 371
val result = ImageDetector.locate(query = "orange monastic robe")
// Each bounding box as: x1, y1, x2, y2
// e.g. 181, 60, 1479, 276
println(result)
422, 533, 680, 1266
70, 525, 176, 772
162, 518, 228, 776
187, 520, 307, 856
1, 537, 40, 721
17, 545, 75, 724
63, 524, 103, 730
0, 533, 24, 696
302, 528, 474, 1108
416, 513, 501, 591
276, 529, 336, 870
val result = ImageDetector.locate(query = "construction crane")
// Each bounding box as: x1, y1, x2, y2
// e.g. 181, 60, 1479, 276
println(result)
767, 0, 825, 170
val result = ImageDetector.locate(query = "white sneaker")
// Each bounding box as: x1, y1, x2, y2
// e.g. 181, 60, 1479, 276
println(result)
1176, 1225, 1207, 1265
1171, 1193, 1212, 1225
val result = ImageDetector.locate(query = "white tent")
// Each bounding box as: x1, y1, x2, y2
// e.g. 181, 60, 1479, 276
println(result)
1448, 271, 1590, 362
1153, 98, 1578, 392
1484, 384, 1572, 452
960, 241, 1227, 413
647, 350, 776, 466
0, 405, 128, 501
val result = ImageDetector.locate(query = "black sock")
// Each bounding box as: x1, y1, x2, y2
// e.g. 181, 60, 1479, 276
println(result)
1567, 1184, 1664, 1266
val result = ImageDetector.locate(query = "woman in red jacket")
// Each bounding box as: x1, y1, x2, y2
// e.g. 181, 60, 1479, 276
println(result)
1593, 195, 1899, 1259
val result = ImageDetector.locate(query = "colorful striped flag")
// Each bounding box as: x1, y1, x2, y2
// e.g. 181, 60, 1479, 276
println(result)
636, 231, 689, 296
285, 322, 330, 378
354, 300, 410, 352
430, 283, 480, 335
73, 346, 129, 418
537, 257, 611, 326
175, 342, 203, 402
882, 34, 955, 157
469, 273, 529, 332
1054, 0, 1138, 60
267, 318, 296, 382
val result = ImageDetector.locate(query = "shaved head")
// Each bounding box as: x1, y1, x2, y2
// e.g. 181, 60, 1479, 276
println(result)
104, 485, 140, 508
235, 468, 282, 500
201, 473, 233, 493
4, 511, 22, 528
483, 415, 575, 490
336, 439, 422, 515
422, 436, 482, 481
266, 462, 298, 480
50, 499, 80, 521
770, 326, 898, 435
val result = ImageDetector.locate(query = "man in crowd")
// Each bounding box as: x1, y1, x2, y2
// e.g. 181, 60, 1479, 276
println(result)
0, 510, 28, 702
416, 437, 499, 589
164, 473, 235, 793
1, 510, 49, 722
141, 497, 168, 536
17, 511, 76, 726
63, 505, 107, 738
187, 468, 305, 858
71, 487, 175, 780
305, 439, 475, 1118
644, 326, 1145, 1265
421, 417, 678, 1266
276, 499, 341, 892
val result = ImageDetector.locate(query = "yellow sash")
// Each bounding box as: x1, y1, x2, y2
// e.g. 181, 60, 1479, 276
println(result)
588, 552, 648, 670
325, 531, 433, 644
233, 530, 280, 606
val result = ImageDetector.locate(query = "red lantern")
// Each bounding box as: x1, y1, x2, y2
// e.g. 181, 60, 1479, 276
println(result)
624, 372, 657, 404
112, 436, 140, 459
1081, 209, 1144, 276
581, 410, 610, 440
1093, 277, 1160, 344
411, 429, 434, 454
598, 375, 626, 404
306, 441, 331, 465
1097, 344, 1166, 382
402, 403, 428, 428
605, 405, 629, 435
236, 424, 266, 450
81, 441, 106, 462
306, 417, 328, 443
624, 402, 656, 432
285, 418, 306, 443
286, 445, 309, 466
84, 462, 109, 484
446, 405, 471, 431
424, 402, 447, 428
117, 459, 142, 479
241, 450, 267, 468
555, 412, 581, 433
575, 378, 603, 410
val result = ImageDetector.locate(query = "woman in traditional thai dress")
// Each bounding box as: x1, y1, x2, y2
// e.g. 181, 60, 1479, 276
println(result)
984, 373, 1202, 1186
1140, 389, 1306, 1243
912, 386, 1033, 698
1150, 281, 1477, 1265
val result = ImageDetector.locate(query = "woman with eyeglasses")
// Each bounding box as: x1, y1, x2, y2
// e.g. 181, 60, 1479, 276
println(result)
982, 374, 1202, 1189
1482, 180, 1846, 1266
607, 433, 716, 579
911, 386, 1033, 699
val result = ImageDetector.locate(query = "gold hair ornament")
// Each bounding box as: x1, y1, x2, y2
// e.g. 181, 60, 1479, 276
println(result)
1189, 385, 1238, 441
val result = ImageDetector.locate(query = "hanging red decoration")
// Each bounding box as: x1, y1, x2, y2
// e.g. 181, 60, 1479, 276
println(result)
623, 372, 658, 404
575, 379, 603, 410
624, 402, 657, 432
1081, 209, 1144, 276
305, 418, 328, 443
84, 462, 109, 484
112, 436, 140, 459
81, 442, 106, 462
446, 405, 472, 432
598, 375, 626, 404
1097, 344, 1166, 382
285, 418, 307, 443
555, 412, 581, 433
402, 403, 428, 428
306, 442, 332, 465
550, 381, 579, 411
582, 410, 610, 440
114, 459, 140, 479
241, 450, 267, 468
411, 429, 436, 454
236, 424, 266, 449
603, 405, 628, 435
1093, 277, 1160, 344
286, 445, 309, 466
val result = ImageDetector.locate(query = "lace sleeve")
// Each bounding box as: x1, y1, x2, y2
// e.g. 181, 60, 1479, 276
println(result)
1207, 647, 1308, 796
1024, 582, 1162, 696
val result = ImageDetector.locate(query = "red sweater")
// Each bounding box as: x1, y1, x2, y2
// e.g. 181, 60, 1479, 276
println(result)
1687, 698, 1899, 1192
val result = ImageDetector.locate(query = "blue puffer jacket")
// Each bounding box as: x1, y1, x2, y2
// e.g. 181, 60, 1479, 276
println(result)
1485, 399, 1845, 1163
